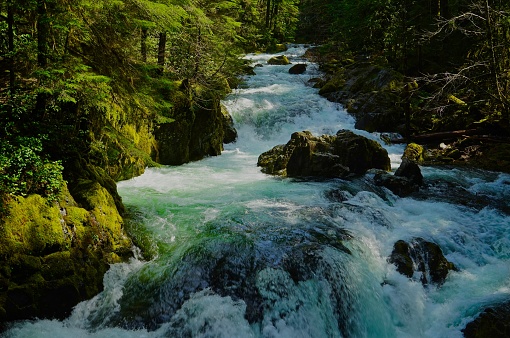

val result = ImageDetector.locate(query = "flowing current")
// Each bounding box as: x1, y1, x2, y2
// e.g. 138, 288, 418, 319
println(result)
4, 45, 510, 338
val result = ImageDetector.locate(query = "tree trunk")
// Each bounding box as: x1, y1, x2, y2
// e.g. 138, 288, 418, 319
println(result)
141, 28, 148, 63
157, 32, 167, 74
36, 0, 49, 123
485, 0, 507, 120
7, 0, 15, 95
37, 0, 48, 67
265, 0, 271, 28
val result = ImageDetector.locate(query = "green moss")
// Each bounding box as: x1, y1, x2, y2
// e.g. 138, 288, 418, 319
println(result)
65, 206, 89, 227
403, 143, 425, 163
267, 55, 291, 65
41, 252, 74, 281
0, 195, 69, 255
318, 74, 346, 96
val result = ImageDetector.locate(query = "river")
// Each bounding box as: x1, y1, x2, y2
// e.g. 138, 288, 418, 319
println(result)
3, 45, 509, 338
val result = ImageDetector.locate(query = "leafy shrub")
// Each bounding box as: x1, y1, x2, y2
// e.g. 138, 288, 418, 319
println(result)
0, 137, 65, 200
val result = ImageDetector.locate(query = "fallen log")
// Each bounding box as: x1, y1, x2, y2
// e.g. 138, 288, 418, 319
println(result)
390, 129, 479, 144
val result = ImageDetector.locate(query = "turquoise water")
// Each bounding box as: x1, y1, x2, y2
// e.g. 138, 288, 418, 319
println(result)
3, 46, 509, 338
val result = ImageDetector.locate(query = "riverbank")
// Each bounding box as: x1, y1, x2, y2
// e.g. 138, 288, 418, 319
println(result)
304, 47, 510, 175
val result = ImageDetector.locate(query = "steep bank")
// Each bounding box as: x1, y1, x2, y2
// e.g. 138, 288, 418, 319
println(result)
306, 48, 510, 174
0, 81, 237, 329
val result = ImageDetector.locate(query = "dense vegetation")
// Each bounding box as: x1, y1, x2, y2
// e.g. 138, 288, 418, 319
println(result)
299, 0, 510, 137
2, 0, 508, 200
0, 0, 300, 200
0, 0, 508, 327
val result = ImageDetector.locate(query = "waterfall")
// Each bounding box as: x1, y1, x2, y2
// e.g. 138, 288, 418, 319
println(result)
3, 45, 509, 338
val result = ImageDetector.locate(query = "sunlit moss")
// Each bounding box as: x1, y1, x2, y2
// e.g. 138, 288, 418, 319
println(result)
0, 195, 68, 255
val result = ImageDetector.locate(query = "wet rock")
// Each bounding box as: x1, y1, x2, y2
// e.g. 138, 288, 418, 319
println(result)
221, 105, 238, 144
462, 300, 510, 338
258, 130, 390, 178
289, 64, 307, 74
373, 158, 423, 197
373, 171, 419, 197
388, 238, 456, 286
266, 43, 288, 53
242, 64, 256, 76
155, 95, 237, 165
0, 181, 132, 323
267, 55, 291, 65
395, 158, 423, 186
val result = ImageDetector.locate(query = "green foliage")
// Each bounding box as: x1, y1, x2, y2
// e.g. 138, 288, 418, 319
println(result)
0, 0, 301, 202
0, 137, 65, 200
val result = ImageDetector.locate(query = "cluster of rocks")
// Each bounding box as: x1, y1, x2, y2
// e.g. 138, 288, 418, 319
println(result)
257, 130, 391, 178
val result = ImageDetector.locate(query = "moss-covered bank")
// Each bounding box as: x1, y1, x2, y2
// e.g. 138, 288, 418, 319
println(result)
0, 178, 132, 325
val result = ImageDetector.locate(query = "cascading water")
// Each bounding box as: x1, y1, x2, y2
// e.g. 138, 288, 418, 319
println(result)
3, 45, 509, 338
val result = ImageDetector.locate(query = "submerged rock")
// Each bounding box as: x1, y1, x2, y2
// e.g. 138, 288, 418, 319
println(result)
289, 64, 307, 74
258, 130, 390, 178
373, 171, 419, 197
388, 238, 456, 286
395, 158, 423, 185
267, 55, 291, 65
462, 300, 510, 338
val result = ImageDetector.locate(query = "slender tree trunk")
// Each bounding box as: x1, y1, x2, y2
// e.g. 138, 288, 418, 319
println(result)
272, 3, 279, 34
37, 0, 48, 67
141, 28, 148, 63
7, 0, 15, 96
157, 32, 167, 75
265, 0, 271, 28
36, 0, 49, 123
485, 0, 507, 119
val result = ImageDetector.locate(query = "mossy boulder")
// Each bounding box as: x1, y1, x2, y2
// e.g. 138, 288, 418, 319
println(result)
403, 143, 425, 163
388, 238, 456, 286
257, 130, 390, 178
266, 43, 288, 53
154, 87, 237, 165
267, 55, 291, 65
0, 180, 132, 323
0, 194, 70, 256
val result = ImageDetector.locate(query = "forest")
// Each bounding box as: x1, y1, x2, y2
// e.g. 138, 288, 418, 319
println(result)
1, 0, 509, 200
0, 0, 509, 335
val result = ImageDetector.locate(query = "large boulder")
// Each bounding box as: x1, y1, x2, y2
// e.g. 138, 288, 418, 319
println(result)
373, 172, 419, 197
221, 104, 238, 144
388, 238, 456, 286
154, 89, 237, 165
258, 130, 390, 178
395, 158, 423, 185
462, 300, 510, 338
267, 55, 291, 65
